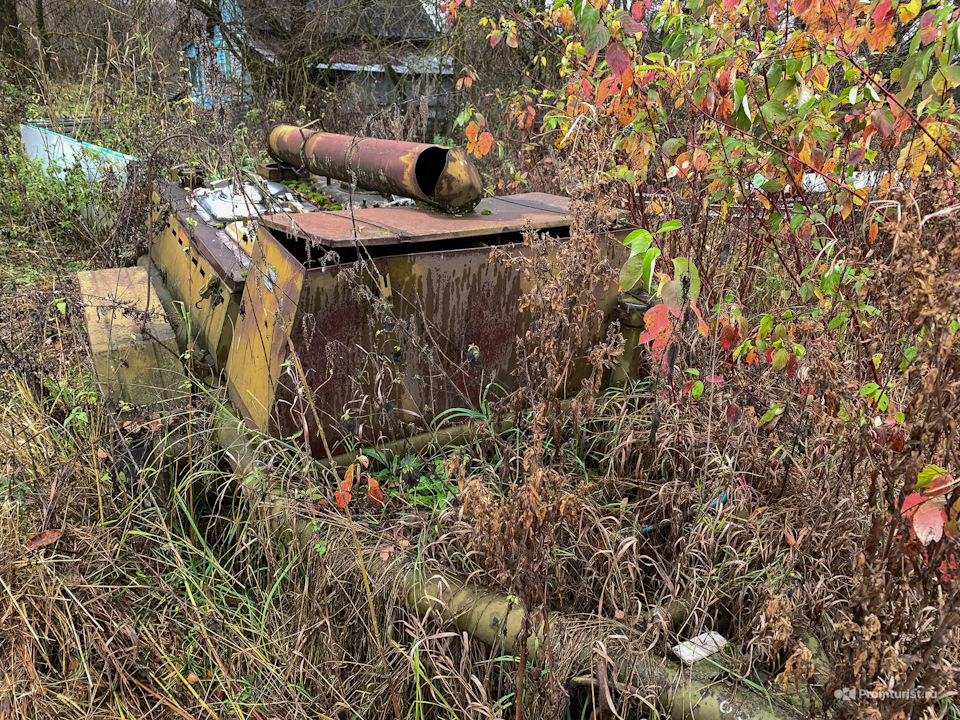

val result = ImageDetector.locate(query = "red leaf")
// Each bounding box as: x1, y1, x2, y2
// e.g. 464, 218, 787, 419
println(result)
25, 529, 63, 550
335, 489, 352, 508
723, 0, 737, 10
920, 11, 937, 45
719, 323, 739, 352
489, 30, 501, 48
683, 379, 695, 394
637, 303, 669, 344
506, 29, 518, 48
605, 42, 630, 78
630, 1, 645, 21
705, 374, 725, 384
617, 9, 644, 33
785, 353, 799, 378
638, 304, 674, 372
902, 493, 947, 545
726, 403, 741, 427
871, 0, 892, 25
848, 147, 866, 165
367, 478, 385, 508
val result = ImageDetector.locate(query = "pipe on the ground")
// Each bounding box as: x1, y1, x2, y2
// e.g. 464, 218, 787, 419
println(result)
266, 125, 483, 212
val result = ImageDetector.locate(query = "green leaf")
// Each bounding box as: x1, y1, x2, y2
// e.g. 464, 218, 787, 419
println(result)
828, 313, 848, 330
662, 138, 684, 156
917, 464, 947, 489
691, 380, 704, 399
759, 403, 784, 426
771, 78, 797, 102
641, 248, 660, 293
761, 179, 785, 193
772, 348, 789, 371
759, 315, 773, 339
760, 100, 787, 123
671, 257, 701, 302
859, 382, 879, 397
619, 253, 645, 292
734, 78, 746, 108
624, 228, 653, 254
658, 219, 682, 234
584, 23, 610, 54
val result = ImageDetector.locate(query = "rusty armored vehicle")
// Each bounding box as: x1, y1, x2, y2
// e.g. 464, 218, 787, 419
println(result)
78, 124, 638, 458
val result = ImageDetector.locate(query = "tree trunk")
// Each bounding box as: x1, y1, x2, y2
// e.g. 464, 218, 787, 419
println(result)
0, 0, 25, 64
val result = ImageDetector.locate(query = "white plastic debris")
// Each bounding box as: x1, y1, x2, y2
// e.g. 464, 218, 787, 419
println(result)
672, 631, 729, 666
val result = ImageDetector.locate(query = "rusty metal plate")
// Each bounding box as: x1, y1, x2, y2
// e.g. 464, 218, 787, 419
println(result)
259, 193, 570, 248
157, 183, 249, 289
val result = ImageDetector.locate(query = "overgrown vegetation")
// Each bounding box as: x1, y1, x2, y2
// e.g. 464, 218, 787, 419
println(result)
2, 0, 960, 718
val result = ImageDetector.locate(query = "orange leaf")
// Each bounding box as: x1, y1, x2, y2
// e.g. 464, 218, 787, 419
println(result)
477, 131, 494, 156
335, 489, 352, 509
597, 76, 616, 108
367, 478, 385, 508
25, 529, 63, 550
616, 97, 639, 127
620, 66, 634, 96
465, 123, 479, 143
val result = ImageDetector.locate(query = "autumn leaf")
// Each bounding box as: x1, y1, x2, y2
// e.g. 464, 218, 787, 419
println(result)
902, 493, 947, 545
871, 0, 892, 26
616, 97, 639, 126
719, 323, 740, 351
605, 42, 630, 79
637, 303, 674, 372
919, 11, 938, 45
25, 529, 63, 550
726, 403, 741, 427
897, 0, 920, 22
367, 477, 385, 508
477, 131, 494, 156
335, 488, 352, 508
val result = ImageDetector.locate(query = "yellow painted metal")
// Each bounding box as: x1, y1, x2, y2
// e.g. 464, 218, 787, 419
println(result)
150, 201, 242, 368
77, 266, 186, 406
225, 227, 305, 432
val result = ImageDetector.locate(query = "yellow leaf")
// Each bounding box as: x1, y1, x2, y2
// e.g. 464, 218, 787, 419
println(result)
877, 172, 897, 195
897, 0, 921, 23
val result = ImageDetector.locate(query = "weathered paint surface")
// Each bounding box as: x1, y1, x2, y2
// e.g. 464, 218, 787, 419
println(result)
225, 228, 305, 433
261, 193, 571, 247
226, 215, 627, 453
78, 266, 185, 406
267, 125, 483, 211
150, 184, 247, 367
